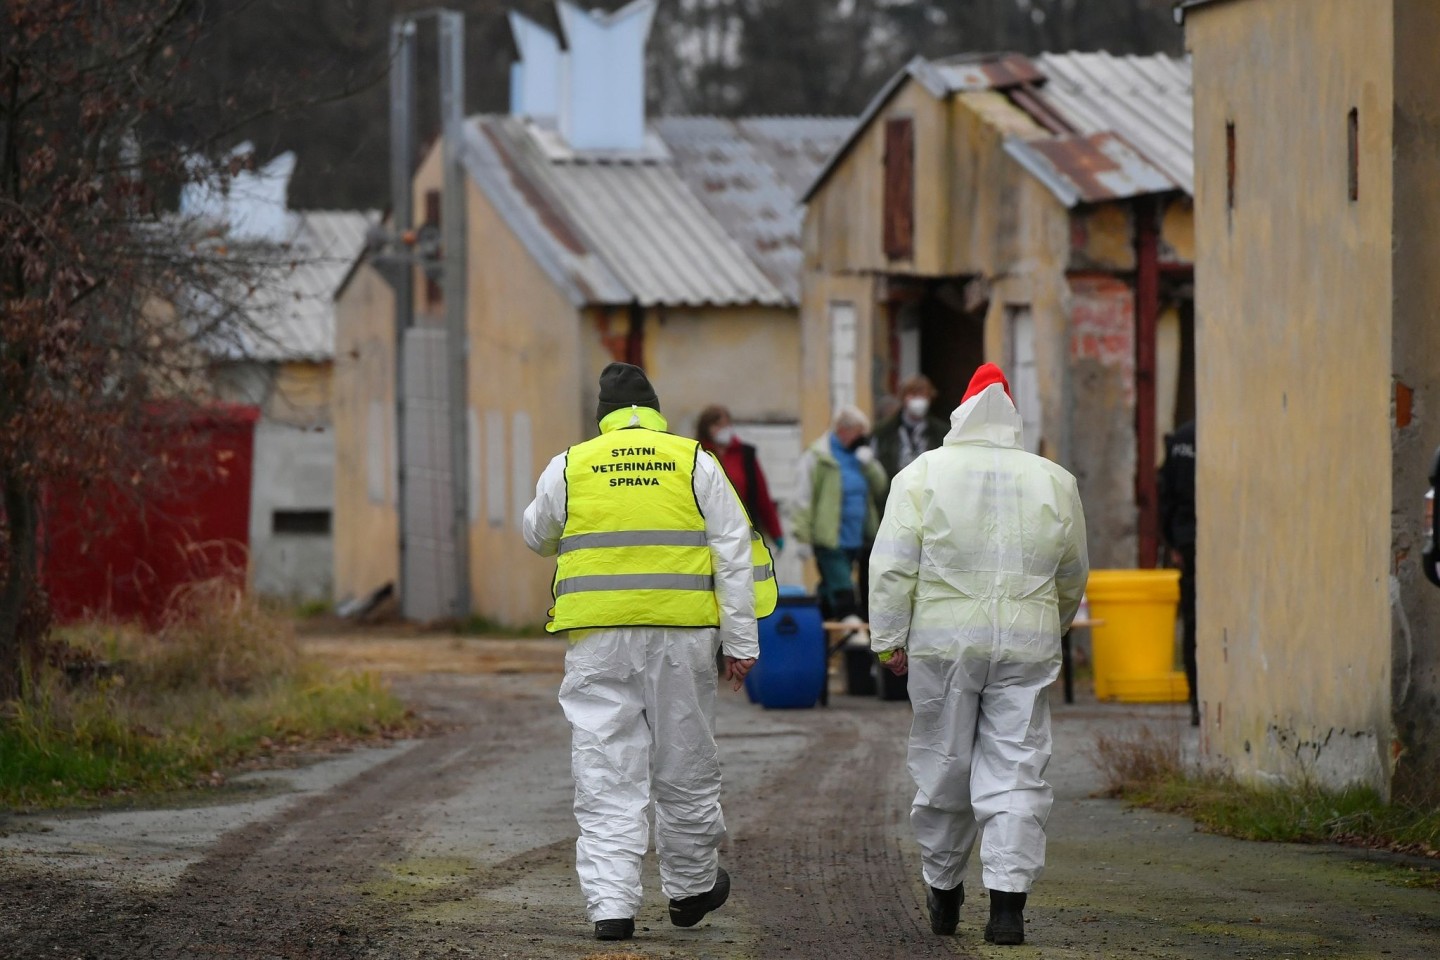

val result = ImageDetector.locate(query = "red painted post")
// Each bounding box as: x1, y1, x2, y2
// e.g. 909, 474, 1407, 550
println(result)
1136, 201, 1161, 569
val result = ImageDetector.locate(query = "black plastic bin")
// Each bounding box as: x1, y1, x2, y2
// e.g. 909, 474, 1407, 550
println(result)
843, 646, 877, 696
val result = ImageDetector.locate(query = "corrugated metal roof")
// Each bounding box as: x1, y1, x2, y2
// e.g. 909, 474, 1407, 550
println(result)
1032, 52, 1193, 196
1005, 132, 1177, 208
655, 117, 853, 301
803, 50, 1193, 207
230, 209, 377, 362
464, 114, 847, 308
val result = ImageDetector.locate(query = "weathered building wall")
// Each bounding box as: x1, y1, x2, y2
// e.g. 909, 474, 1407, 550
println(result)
1389, 0, 1440, 802
797, 271, 878, 444
637, 307, 799, 439
211, 359, 336, 601
332, 261, 399, 605
1188, 0, 1395, 793
946, 91, 1050, 278
1066, 274, 1138, 569
803, 84, 952, 277
460, 177, 586, 629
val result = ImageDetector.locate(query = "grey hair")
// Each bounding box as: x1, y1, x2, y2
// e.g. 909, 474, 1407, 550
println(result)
831, 404, 871, 434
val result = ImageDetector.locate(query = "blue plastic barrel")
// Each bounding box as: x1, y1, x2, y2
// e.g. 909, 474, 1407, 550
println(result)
746, 587, 826, 709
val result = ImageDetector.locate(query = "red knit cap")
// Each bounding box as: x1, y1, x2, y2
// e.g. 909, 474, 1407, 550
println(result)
962, 363, 1012, 404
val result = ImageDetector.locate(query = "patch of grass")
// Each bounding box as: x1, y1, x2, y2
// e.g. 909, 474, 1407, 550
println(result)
0, 581, 418, 811
293, 598, 332, 620
1087, 726, 1440, 869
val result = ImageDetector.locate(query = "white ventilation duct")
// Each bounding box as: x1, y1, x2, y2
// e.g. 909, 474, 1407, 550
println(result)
508, 12, 562, 120
556, 0, 657, 153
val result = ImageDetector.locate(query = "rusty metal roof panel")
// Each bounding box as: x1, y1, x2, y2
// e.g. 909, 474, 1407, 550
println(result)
462, 118, 629, 307
932, 52, 1046, 92
655, 116, 853, 301
1005, 132, 1176, 207
464, 116, 795, 308
1031, 52, 1194, 195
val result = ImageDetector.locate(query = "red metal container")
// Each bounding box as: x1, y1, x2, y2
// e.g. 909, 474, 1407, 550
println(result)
40, 404, 259, 626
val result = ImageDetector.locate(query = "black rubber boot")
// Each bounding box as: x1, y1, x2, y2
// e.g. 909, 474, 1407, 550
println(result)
984, 890, 1027, 945
925, 882, 963, 934
594, 919, 635, 941
668, 867, 731, 927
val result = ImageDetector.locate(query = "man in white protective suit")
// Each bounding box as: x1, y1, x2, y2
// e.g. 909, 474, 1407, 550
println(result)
523, 361, 776, 942
868, 362, 1089, 946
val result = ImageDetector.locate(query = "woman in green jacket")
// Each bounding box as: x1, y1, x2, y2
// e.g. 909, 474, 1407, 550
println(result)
790, 406, 889, 617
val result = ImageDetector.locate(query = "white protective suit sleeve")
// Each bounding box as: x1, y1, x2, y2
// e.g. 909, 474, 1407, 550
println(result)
694, 451, 758, 660
522, 452, 568, 557
868, 466, 923, 657
1055, 477, 1090, 632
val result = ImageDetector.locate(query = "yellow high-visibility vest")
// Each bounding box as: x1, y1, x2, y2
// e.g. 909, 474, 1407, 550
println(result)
547, 406, 777, 634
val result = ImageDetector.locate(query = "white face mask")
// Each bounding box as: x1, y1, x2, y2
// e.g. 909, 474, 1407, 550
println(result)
904, 396, 931, 419
712, 426, 736, 446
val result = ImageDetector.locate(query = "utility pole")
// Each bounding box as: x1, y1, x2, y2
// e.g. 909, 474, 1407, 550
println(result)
376, 9, 469, 622
388, 18, 417, 616
437, 10, 471, 619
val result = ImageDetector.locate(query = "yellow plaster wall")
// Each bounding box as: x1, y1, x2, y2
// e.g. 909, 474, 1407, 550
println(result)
1188, 0, 1394, 792
332, 261, 399, 604
266, 362, 332, 428
461, 176, 586, 629
798, 271, 879, 443
640, 307, 800, 438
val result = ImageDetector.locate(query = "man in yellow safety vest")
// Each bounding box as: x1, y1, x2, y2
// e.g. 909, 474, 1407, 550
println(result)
523, 361, 776, 942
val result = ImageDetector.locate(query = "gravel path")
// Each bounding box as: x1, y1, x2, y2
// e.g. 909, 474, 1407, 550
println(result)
1, 638, 1435, 959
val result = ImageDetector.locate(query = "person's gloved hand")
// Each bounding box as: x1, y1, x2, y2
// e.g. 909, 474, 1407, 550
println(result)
878, 648, 908, 676
774, 535, 786, 551
854, 444, 875, 466
724, 656, 757, 692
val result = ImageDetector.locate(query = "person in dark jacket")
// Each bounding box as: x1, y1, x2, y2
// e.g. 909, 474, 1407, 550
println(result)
696, 406, 785, 549
1159, 419, 1198, 726
874, 375, 950, 480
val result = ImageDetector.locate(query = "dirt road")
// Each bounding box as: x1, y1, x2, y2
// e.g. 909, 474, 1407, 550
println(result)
1, 637, 1435, 959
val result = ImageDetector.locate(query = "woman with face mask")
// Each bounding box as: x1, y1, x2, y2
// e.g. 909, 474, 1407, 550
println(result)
790, 406, 890, 621
874, 375, 951, 483
697, 406, 785, 551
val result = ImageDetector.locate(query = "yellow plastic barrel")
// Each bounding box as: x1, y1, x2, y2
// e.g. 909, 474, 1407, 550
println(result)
1085, 569, 1189, 703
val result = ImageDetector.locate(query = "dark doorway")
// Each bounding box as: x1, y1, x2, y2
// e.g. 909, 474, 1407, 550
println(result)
886, 277, 987, 413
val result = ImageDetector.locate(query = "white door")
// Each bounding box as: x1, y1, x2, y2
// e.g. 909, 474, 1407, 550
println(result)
1008, 307, 1042, 455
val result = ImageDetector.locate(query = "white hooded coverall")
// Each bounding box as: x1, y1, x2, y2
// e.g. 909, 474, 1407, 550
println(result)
524, 443, 757, 922
869, 384, 1089, 894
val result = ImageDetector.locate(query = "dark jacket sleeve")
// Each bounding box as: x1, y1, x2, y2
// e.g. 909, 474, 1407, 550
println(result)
749, 450, 785, 542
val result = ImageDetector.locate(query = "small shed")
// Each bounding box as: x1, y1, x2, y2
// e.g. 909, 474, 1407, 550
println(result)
800, 51, 1195, 568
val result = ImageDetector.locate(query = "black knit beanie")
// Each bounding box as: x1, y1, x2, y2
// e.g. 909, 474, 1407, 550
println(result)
596, 362, 660, 421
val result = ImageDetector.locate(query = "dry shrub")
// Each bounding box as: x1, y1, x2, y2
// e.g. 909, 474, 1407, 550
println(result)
1084, 724, 1183, 798
140, 577, 298, 693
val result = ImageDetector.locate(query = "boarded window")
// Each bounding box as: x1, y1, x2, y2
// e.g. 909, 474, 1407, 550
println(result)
511, 411, 533, 531
829, 301, 858, 415
1225, 121, 1236, 213
367, 401, 387, 504
485, 410, 506, 528
424, 189, 443, 308
883, 118, 915, 261
1348, 108, 1359, 202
